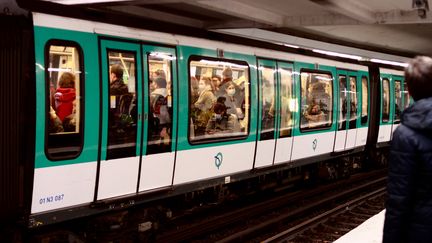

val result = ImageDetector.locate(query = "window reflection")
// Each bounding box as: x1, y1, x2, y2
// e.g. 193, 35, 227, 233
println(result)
394, 81, 402, 122
46, 43, 83, 160
361, 76, 369, 125
279, 68, 293, 138
260, 65, 276, 140
382, 78, 390, 123
300, 71, 333, 130
349, 76, 357, 129
107, 51, 137, 159
189, 57, 249, 142
147, 52, 173, 154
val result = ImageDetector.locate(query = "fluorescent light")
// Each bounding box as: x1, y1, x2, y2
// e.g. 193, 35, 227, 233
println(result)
370, 58, 408, 67
198, 60, 248, 69
312, 49, 362, 61
44, 0, 130, 5
149, 52, 176, 61
282, 43, 300, 49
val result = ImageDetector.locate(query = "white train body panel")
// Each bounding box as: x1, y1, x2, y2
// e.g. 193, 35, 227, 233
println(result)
356, 127, 368, 147
334, 130, 347, 152
31, 162, 97, 213
345, 129, 357, 149
139, 152, 175, 191
274, 137, 293, 164
97, 157, 139, 200
173, 142, 255, 185
377, 125, 392, 143
291, 132, 335, 161
254, 139, 276, 168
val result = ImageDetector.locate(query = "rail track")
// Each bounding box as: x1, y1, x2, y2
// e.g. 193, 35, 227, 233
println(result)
155, 170, 386, 242
262, 188, 385, 242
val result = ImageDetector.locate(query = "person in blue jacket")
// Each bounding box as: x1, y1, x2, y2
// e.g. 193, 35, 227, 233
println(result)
383, 56, 432, 243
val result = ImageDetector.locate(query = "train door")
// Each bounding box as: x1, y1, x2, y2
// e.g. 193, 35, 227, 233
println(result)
255, 59, 277, 168
138, 46, 177, 192
334, 70, 359, 151
345, 71, 359, 149
355, 72, 370, 147
377, 74, 393, 143
274, 62, 295, 164
391, 76, 404, 136
291, 63, 336, 160
334, 70, 348, 152
97, 40, 143, 200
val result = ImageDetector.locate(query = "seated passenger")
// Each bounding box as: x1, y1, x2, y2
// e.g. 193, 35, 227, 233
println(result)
309, 82, 331, 113
205, 102, 241, 136
55, 72, 76, 122
304, 102, 325, 125
48, 106, 63, 133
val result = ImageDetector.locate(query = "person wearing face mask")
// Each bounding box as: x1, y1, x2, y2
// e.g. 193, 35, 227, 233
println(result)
193, 76, 216, 136
205, 101, 241, 136
222, 81, 244, 119
194, 76, 216, 112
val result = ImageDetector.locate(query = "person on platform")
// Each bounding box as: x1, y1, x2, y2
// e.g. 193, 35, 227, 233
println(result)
383, 56, 432, 243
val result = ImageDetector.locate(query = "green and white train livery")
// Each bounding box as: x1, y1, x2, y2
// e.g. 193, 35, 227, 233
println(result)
1, 11, 407, 225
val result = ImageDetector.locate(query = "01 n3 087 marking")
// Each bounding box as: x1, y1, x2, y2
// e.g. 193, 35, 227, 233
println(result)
39, 194, 64, 205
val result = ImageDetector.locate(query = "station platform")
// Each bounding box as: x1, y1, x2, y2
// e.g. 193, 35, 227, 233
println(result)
334, 210, 385, 243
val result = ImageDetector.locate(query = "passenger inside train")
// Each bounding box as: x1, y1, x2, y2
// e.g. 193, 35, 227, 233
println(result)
147, 54, 174, 154
189, 58, 249, 142
205, 99, 241, 136
301, 72, 333, 129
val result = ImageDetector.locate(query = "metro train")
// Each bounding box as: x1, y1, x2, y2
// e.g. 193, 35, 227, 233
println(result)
1, 0, 409, 231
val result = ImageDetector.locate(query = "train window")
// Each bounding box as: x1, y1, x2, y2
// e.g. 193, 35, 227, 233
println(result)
147, 52, 173, 154
45, 42, 83, 160
403, 81, 410, 109
188, 56, 249, 143
259, 65, 276, 140
349, 76, 358, 129
300, 70, 333, 131
279, 67, 294, 138
382, 78, 390, 123
338, 75, 348, 131
394, 80, 402, 123
361, 76, 369, 125
106, 51, 137, 159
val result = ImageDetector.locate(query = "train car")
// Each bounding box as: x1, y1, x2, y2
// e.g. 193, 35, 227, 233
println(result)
0, 0, 409, 235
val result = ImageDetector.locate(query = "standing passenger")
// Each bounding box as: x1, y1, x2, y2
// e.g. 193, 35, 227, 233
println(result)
216, 67, 233, 97
194, 76, 216, 136
54, 72, 76, 122
383, 56, 432, 243
150, 76, 171, 146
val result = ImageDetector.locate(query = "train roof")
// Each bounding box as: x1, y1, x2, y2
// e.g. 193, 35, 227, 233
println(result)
10, 0, 418, 69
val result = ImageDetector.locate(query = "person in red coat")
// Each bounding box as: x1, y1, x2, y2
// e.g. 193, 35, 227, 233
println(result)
55, 72, 76, 122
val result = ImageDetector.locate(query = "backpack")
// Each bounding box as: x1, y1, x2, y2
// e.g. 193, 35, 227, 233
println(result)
151, 94, 171, 125
152, 94, 167, 115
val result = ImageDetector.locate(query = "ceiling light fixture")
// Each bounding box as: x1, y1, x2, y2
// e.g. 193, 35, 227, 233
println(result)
44, 0, 130, 5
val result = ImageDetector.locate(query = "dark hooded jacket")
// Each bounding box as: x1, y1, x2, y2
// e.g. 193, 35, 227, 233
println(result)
383, 97, 432, 243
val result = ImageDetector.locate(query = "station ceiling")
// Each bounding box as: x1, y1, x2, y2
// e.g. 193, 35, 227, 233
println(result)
40, 0, 432, 60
